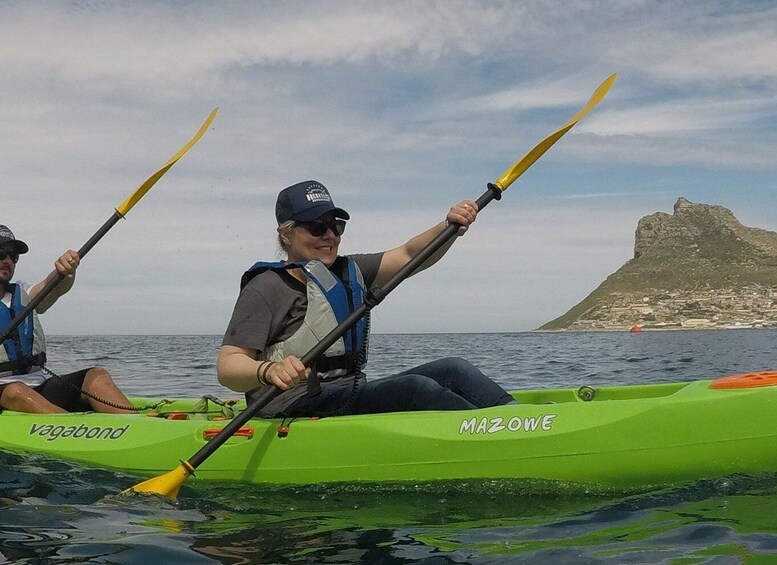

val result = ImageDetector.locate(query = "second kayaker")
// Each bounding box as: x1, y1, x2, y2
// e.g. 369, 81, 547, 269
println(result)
0, 225, 134, 414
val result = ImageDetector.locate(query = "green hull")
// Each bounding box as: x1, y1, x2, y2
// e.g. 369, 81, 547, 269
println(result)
2, 379, 776, 490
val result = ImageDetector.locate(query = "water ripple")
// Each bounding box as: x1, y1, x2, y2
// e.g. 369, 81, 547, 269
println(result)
2, 331, 776, 562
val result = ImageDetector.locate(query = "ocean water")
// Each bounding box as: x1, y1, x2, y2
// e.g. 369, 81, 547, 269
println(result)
2, 331, 777, 563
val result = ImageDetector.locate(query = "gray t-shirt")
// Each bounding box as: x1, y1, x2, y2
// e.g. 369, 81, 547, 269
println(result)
223, 253, 383, 352
222, 253, 383, 417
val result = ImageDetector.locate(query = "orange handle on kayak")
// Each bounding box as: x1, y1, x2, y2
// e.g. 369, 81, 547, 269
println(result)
710, 371, 777, 389
203, 427, 254, 440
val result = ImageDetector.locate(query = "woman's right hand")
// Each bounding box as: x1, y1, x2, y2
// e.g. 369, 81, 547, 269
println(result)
264, 355, 311, 390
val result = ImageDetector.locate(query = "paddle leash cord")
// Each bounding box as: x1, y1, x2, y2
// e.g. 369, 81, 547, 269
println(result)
270, 310, 369, 437
277, 415, 297, 437
312, 309, 370, 418
41, 366, 168, 412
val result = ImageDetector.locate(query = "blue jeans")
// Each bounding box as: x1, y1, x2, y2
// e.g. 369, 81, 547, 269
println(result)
286, 357, 515, 416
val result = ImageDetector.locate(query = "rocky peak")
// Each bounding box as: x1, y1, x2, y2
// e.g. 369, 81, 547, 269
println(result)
539, 198, 777, 331
634, 197, 747, 259
673, 196, 693, 213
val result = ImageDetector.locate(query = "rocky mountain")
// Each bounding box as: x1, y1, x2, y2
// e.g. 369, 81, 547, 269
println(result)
539, 197, 777, 331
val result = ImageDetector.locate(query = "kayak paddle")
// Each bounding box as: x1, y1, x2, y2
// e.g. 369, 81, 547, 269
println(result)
0, 109, 218, 344
127, 74, 616, 499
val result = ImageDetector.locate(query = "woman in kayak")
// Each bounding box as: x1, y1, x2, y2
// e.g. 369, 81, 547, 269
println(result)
0, 225, 133, 414
217, 180, 515, 417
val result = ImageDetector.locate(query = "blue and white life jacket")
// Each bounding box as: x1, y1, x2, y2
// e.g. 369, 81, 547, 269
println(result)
0, 283, 47, 377
240, 257, 369, 378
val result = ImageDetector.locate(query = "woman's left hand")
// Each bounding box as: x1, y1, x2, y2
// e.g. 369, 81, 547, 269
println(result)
446, 200, 478, 235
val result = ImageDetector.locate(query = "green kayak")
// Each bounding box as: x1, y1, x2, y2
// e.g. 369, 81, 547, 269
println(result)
2, 373, 776, 491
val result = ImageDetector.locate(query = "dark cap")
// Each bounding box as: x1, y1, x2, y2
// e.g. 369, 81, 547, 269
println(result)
275, 180, 350, 223
0, 225, 29, 254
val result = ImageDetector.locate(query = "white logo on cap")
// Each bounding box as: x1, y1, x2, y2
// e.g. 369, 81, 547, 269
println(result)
305, 185, 331, 204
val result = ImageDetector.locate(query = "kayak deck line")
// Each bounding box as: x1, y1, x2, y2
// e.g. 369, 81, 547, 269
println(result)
1, 377, 776, 492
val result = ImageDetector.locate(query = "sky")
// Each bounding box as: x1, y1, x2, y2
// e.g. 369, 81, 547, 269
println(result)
2, 0, 777, 335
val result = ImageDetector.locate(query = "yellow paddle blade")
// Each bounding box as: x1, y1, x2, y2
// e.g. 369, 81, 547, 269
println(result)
492, 74, 616, 192
123, 462, 193, 499
115, 107, 219, 217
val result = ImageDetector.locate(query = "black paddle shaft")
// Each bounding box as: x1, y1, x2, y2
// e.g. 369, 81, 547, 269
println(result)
0, 211, 124, 344
187, 184, 502, 470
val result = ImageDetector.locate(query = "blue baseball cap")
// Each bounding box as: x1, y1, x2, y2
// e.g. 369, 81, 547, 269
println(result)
275, 180, 350, 223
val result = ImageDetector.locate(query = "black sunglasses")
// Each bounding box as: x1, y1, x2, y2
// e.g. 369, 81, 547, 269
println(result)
0, 250, 19, 263
297, 218, 346, 237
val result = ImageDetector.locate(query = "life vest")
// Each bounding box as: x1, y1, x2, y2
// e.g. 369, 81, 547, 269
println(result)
240, 257, 369, 379
0, 283, 47, 377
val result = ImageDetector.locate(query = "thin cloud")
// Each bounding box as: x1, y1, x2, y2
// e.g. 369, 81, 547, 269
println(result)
3, 1, 777, 334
